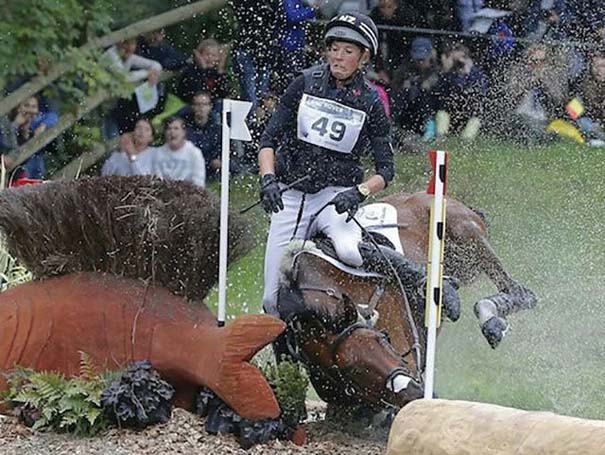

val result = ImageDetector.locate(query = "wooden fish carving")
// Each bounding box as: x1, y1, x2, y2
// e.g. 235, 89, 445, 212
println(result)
0, 272, 285, 421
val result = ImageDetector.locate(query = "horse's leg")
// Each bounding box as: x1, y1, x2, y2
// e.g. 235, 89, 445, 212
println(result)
470, 236, 537, 348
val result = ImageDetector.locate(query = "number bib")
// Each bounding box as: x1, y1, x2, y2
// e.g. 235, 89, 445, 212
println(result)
297, 94, 366, 154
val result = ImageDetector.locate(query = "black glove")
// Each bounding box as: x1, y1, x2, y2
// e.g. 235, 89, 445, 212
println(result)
259, 174, 284, 214
329, 187, 365, 222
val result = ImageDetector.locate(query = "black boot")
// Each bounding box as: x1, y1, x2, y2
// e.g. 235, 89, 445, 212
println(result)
359, 243, 461, 322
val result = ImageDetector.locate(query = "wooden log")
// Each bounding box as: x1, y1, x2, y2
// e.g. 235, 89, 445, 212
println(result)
387, 399, 605, 455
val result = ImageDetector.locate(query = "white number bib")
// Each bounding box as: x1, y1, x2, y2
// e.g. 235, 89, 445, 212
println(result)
297, 94, 366, 154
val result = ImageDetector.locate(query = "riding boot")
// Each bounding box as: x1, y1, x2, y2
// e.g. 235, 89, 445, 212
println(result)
358, 243, 461, 322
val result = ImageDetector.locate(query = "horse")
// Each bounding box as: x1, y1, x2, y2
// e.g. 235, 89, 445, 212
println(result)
276, 192, 537, 412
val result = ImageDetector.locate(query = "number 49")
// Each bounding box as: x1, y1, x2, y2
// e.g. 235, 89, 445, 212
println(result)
311, 117, 346, 141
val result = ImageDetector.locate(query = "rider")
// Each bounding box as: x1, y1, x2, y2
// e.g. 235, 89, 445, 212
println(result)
258, 13, 460, 331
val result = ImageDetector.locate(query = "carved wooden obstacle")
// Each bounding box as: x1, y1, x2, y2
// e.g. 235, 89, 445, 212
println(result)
387, 399, 605, 455
0, 273, 284, 420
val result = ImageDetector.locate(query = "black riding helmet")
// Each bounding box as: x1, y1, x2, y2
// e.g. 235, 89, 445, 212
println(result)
324, 12, 379, 58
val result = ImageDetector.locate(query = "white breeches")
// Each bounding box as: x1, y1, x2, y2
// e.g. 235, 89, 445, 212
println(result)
262, 186, 363, 316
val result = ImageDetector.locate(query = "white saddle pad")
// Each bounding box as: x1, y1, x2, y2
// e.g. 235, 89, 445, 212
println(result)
356, 203, 405, 255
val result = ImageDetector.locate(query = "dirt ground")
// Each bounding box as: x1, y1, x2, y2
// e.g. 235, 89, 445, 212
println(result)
0, 403, 388, 455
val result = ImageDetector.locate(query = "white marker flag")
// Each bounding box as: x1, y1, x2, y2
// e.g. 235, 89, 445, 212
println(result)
218, 99, 253, 327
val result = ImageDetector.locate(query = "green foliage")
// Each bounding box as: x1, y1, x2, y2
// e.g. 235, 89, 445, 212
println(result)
2, 353, 118, 436
261, 360, 309, 426
0, 0, 113, 81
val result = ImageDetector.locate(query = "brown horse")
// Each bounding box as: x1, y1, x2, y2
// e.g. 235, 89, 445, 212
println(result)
277, 192, 536, 411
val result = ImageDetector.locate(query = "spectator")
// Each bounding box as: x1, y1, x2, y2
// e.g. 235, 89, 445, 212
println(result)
232, 0, 280, 107
272, 0, 316, 94
435, 43, 488, 140
487, 43, 569, 145
153, 117, 206, 187
137, 29, 187, 71
102, 38, 162, 137
370, 0, 424, 67
524, 0, 584, 82
175, 39, 228, 104
101, 118, 156, 176
390, 37, 440, 142
6, 96, 58, 179
576, 51, 605, 144
176, 91, 221, 180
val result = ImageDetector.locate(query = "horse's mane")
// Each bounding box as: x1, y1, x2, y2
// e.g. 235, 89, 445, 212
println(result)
0, 176, 254, 302
278, 240, 357, 333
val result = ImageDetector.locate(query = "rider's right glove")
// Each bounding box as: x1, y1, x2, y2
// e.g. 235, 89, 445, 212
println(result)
259, 174, 284, 214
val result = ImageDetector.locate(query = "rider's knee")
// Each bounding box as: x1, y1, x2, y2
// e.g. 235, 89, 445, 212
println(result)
333, 243, 363, 267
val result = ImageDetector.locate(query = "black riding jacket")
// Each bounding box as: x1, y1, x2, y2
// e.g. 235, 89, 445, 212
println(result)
260, 63, 395, 194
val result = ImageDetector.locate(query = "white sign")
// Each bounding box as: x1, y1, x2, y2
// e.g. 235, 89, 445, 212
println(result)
134, 82, 159, 114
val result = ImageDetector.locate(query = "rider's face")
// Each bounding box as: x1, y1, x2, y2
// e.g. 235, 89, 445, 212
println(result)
327, 41, 367, 81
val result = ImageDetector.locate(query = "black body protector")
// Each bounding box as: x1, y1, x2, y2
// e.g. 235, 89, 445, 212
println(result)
274, 63, 394, 194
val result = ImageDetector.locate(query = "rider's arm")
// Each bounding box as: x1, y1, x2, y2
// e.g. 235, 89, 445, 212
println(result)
258, 147, 276, 176
366, 94, 395, 191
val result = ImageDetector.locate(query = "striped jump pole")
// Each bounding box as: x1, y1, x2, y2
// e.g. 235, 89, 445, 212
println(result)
424, 149, 448, 399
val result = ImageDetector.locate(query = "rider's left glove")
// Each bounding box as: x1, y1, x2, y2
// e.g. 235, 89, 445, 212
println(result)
329, 187, 366, 222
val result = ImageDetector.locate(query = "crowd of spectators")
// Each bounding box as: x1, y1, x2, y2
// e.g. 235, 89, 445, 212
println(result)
2, 0, 604, 186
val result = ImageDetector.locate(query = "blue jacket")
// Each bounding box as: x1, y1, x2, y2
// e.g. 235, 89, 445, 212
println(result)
279, 0, 315, 52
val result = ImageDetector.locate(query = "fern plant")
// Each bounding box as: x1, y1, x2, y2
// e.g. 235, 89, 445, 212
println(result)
2, 352, 118, 436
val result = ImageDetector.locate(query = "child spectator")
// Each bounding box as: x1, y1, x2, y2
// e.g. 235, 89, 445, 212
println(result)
101, 118, 156, 176
435, 43, 488, 140
176, 91, 221, 180
153, 117, 206, 187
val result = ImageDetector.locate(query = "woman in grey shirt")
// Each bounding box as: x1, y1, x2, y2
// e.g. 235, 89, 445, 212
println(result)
102, 118, 156, 176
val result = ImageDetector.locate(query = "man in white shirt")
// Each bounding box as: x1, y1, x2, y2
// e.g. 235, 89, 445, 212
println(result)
103, 38, 162, 83
153, 117, 206, 187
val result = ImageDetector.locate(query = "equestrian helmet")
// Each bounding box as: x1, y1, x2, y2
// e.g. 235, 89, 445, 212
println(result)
324, 12, 379, 58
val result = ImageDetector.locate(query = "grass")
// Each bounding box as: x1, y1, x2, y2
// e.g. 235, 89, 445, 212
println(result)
209, 137, 605, 420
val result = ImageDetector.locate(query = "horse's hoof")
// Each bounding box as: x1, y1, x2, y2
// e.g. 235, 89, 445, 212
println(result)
481, 317, 509, 349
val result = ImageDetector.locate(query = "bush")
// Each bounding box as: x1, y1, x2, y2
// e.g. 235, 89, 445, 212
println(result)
261, 360, 309, 427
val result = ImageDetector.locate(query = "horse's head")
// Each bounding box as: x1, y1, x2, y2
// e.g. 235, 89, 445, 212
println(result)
277, 246, 424, 410
330, 323, 424, 408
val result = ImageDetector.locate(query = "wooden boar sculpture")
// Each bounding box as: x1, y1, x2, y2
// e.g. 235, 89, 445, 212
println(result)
0, 177, 285, 420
